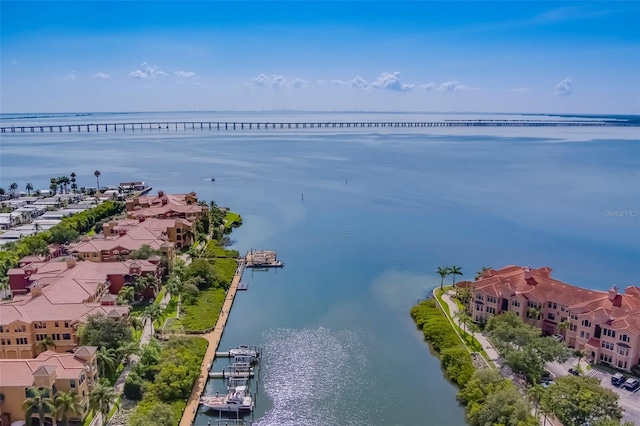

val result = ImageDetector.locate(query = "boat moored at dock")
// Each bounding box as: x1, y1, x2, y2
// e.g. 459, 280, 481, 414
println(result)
200, 386, 254, 413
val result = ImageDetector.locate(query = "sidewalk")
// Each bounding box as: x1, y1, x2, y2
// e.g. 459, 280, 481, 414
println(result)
439, 290, 501, 366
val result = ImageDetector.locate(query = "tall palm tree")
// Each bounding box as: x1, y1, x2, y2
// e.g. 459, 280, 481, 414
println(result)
475, 266, 492, 281
0, 187, 5, 197
36, 337, 57, 354
70, 172, 77, 193
9, 182, 18, 197
558, 319, 571, 338
437, 266, 451, 291
449, 265, 463, 287
94, 170, 101, 192
96, 346, 117, 377
165, 275, 183, 297
25, 182, 34, 196
22, 386, 56, 426
58, 176, 70, 194
89, 383, 116, 426
528, 306, 541, 324
49, 178, 58, 195
527, 384, 546, 416
54, 391, 84, 426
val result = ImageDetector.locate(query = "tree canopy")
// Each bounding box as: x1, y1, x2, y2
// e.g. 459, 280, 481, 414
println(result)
540, 376, 623, 426
78, 313, 133, 352
486, 312, 570, 383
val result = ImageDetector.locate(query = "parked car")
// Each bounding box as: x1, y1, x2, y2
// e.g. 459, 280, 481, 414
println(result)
553, 334, 564, 342
623, 378, 640, 391
568, 368, 581, 376
611, 373, 626, 386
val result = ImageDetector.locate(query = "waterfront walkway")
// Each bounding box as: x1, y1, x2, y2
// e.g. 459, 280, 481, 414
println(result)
439, 290, 501, 366
179, 259, 246, 426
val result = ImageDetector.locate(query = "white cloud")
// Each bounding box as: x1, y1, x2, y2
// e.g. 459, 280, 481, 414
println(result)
175, 71, 197, 78
129, 62, 167, 78
508, 87, 529, 93
350, 76, 369, 90
419, 82, 436, 91
250, 74, 308, 89
555, 78, 573, 96
370, 72, 414, 92
93, 73, 111, 79
438, 80, 477, 92
64, 73, 76, 81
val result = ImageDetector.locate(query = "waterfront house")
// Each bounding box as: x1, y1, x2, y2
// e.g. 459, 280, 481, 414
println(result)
126, 190, 208, 221
103, 217, 196, 248
469, 265, 640, 372
0, 346, 98, 425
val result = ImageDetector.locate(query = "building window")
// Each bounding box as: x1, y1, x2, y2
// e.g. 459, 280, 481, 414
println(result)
560, 305, 566, 312
570, 324, 577, 332
1, 338, 10, 345
617, 360, 628, 369
14, 325, 26, 333
16, 337, 28, 345
487, 296, 497, 304
599, 353, 612, 364
618, 347, 629, 356
64, 322, 70, 328
54, 322, 59, 328
582, 319, 591, 327
34, 322, 46, 329
486, 307, 496, 314
176, 228, 181, 233
51, 334, 61, 341
475, 304, 483, 312
63, 333, 71, 340
619, 334, 630, 343
476, 294, 484, 301
70, 379, 76, 388
601, 341, 614, 350
79, 374, 85, 385
547, 313, 555, 321
580, 331, 585, 338
603, 328, 616, 338
36, 334, 47, 341
511, 300, 520, 308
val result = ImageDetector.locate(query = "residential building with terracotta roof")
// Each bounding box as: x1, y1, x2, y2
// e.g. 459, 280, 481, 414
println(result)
0, 346, 98, 425
102, 216, 196, 249
125, 190, 207, 221
469, 265, 640, 372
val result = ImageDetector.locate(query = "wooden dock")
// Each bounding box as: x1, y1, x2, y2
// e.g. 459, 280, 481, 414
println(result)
208, 371, 255, 379
179, 259, 245, 426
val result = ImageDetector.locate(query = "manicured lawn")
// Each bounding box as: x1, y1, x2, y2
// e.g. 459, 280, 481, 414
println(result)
174, 288, 225, 332
153, 287, 167, 306
154, 295, 179, 331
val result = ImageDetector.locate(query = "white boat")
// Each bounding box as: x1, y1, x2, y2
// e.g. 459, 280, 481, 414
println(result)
200, 386, 253, 412
229, 345, 259, 359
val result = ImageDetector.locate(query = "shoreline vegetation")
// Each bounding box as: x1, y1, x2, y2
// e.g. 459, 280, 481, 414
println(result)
411, 297, 539, 426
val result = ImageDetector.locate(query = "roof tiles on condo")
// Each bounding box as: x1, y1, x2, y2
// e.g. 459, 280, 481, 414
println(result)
0, 348, 96, 386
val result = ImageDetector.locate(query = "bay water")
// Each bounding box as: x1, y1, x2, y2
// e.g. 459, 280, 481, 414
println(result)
1, 112, 638, 426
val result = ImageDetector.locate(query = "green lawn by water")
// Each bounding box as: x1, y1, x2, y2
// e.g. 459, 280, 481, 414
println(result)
174, 287, 225, 332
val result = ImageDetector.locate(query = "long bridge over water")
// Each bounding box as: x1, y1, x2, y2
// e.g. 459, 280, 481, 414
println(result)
1, 119, 637, 134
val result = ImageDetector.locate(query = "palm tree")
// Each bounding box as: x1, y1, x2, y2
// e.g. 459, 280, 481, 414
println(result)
49, 178, 58, 195
144, 304, 162, 324
528, 306, 541, 324
54, 391, 84, 426
0, 187, 5, 198
165, 275, 183, 297
117, 341, 140, 364
475, 266, 492, 281
527, 384, 546, 416
437, 266, 451, 291
70, 172, 77, 193
130, 316, 143, 332
34, 189, 42, 198
96, 346, 117, 377
94, 170, 101, 192
558, 319, 571, 338
574, 348, 586, 369
89, 383, 117, 426
25, 182, 34, 196
117, 286, 135, 304
58, 176, 70, 194
9, 182, 18, 197
449, 265, 463, 287
454, 310, 470, 335
22, 386, 56, 426
36, 337, 57, 354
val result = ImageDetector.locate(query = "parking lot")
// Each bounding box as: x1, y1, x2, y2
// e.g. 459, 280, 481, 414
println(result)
547, 357, 640, 425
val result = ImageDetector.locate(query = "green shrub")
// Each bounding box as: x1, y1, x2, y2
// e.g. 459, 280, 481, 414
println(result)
123, 372, 144, 401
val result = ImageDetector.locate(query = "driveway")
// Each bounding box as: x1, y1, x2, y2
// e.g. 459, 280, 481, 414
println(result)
547, 358, 640, 425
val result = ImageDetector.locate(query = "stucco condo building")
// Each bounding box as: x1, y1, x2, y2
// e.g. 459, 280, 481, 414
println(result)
467, 265, 640, 372
125, 191, 208, 223
0, 347, 98, 425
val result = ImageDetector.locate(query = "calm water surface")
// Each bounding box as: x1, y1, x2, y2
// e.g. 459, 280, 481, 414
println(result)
1, 112, 639, 426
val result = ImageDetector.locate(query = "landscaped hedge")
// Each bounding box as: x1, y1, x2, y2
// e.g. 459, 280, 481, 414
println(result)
410, 299, 475, 386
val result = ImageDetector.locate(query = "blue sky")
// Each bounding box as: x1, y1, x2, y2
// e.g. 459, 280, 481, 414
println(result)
1, 1, 639, 113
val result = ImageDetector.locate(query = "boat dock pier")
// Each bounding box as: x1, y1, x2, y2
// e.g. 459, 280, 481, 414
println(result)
179, 259, 245, 426
245, 250, 284, 268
